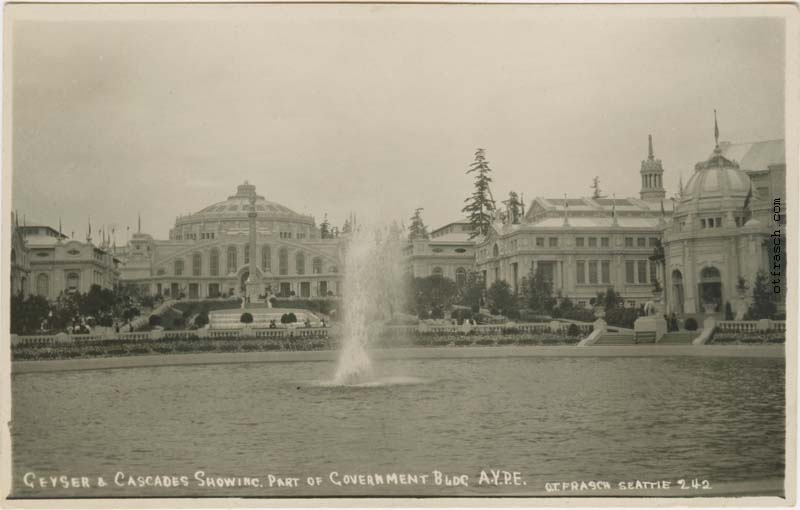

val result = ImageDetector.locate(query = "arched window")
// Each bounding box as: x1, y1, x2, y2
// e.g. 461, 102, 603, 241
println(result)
456, 267, 467, 287
192, 252, 202, 276
244, 243, 250, 265
700, 266, 721, 281
493, 244, 499, 258
432, 267, 444, 277
36, 273, 49, 297
227, 246, 237, 274
174, 259, 184, 276
312, 257, 323, 274
209, 248, 220, 276
66, 272, 80, 292
279, 248, 289, 276
261, 245, 271, 272
296, 252, 306, 275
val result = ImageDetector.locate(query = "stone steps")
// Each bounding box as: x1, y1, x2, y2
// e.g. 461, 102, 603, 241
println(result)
657, 331, 697, 344
634, 331, 657, 344
594, 333, 636, 345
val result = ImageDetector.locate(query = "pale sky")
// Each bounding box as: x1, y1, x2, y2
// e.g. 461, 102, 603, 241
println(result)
9, 5, 785, 241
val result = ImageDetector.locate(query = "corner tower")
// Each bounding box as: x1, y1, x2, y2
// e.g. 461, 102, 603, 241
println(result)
640, 134, 666, 201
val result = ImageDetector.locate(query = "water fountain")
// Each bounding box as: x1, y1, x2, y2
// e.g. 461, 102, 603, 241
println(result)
331, 226, 407, 386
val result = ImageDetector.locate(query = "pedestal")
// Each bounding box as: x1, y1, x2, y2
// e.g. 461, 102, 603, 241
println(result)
245, 280, 261, 304
633, 315, 667, 342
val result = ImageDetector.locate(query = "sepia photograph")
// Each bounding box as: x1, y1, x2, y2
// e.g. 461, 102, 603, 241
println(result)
1, 2, 796, 507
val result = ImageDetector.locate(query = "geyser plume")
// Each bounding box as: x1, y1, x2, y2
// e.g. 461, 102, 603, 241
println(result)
332, 224, 407, 385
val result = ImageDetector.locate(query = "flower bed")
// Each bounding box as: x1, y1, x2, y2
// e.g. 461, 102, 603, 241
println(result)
710, 331, 785, 345
11, 336, 333, 361
13, 326, 586, 361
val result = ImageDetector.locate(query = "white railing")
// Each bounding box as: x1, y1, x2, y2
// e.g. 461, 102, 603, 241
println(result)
11, 321, 594, 347
716, 320, 785, 333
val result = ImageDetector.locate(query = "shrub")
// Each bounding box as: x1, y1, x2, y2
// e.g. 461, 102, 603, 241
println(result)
605, 307, 640, 329
557, 307, 595, 323
148, 314, 162, 327
567, 323, 581, 337
724, 302, 734, 321
684, 317, 698, 331
240, 312, 254, 324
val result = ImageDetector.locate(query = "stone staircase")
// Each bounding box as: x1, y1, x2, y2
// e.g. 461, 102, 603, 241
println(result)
634, 331, 657, 344
594, 333, 636, 345
657, 331, 697, 344
209, 308, 322, 330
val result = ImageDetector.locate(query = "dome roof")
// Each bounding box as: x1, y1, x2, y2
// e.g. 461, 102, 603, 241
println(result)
680, 147, 753, 204
176, 182, 314, 227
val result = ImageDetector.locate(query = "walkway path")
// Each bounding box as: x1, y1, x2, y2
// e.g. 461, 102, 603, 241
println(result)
12, 344, 784, 374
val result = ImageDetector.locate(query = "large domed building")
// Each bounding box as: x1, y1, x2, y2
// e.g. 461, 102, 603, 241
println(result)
663, 128, 772, 315
120, 182, 343, 300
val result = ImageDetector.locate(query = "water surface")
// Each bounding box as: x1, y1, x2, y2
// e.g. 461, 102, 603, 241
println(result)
11, 356, 784, 497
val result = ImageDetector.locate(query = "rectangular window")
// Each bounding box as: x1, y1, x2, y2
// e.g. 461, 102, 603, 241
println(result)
637, 237, 646, 248
588, 261, 598, 284
715, 217, 722, 228
625, 237, 634, 248
601, 237, 610, 248
588, 237, 597, 247
637, 260, 647, 283
700, 219, 707, 228
536, 237, 544, 247
649, 237, 658, 247
576, 261, 585, 284
575, 237, 584, 247
649, 261, 657, 283
625, 260, 635, 283
548, 237, 558, 247
601, 260, 610, 284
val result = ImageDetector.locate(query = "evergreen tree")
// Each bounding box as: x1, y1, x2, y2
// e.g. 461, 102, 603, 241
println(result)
486, 280, 516, 316
408, 208, 429, 241
462, 148, 496, 238
459, 271, 485, 313
747, 271, 777, 319
505, 191, 523, 224
320, 214, 331, 239
524, 266, 555, 312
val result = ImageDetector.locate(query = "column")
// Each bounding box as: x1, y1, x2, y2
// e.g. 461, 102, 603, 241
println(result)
245, 196, 259, 301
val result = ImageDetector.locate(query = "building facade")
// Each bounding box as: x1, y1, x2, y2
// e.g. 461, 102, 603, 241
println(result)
10, 213, 31, 297
403, 220, 475, 286
20, 224, 120, 301
414, 133, 784, 315
119, 182, 344, 300
662, 138, 781, 315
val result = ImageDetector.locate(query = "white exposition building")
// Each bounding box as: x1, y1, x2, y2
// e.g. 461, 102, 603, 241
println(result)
11, 128, 784, 318
119, 182, 344, 300
407, 130, 785, 315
